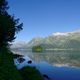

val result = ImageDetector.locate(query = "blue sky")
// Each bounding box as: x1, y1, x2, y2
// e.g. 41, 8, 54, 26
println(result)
8, 0, 80, 42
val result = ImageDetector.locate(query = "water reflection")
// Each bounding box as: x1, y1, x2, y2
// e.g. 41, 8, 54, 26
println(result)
13, 50, 80, 67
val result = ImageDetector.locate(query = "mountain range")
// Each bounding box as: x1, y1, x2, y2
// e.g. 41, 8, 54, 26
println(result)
11, 30, 80, 50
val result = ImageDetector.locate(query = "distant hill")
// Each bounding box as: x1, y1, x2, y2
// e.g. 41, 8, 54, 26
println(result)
11, 30, 80, 50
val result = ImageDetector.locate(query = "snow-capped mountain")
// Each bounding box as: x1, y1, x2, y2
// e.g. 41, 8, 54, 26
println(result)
11, 30, 80, 49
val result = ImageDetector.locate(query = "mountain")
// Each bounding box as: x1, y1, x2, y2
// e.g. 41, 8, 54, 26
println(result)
11, 30, 80, 50
10, 41, 28, 49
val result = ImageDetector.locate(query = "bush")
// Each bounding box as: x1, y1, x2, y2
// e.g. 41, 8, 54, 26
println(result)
19, 66, 44, 80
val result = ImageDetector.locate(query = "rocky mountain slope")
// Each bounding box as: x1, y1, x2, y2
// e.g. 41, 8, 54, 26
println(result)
11, 30, 80, 50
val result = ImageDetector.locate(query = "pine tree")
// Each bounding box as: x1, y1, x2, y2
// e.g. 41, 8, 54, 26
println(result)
0, 0, 23, 47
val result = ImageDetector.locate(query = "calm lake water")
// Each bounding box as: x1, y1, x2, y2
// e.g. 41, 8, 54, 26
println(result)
13, 50, 80, 80
13, 50, 80, 67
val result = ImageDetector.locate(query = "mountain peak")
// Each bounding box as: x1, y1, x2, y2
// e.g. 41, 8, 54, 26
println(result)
52, 32, 68, 36
51, 29, 80, 36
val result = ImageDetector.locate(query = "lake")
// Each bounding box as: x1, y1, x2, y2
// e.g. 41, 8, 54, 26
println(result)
13, 50, 80, 67
13, 50, 80, 80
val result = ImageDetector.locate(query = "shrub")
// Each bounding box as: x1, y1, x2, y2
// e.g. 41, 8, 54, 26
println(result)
19, 66, 44, 80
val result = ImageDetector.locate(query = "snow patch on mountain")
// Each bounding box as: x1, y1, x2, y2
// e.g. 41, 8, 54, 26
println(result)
52, 32, 69, 36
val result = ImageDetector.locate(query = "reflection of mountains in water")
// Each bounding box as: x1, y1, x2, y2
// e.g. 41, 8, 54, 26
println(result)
12, 50, 80, 68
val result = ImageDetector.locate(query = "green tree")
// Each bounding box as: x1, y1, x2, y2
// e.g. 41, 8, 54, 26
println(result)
32, 45, 43, 52
0, 0, 23, 47
0, 0, 23, 80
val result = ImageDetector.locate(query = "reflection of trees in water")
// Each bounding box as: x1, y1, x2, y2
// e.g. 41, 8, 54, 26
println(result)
29, 53, 46, 62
